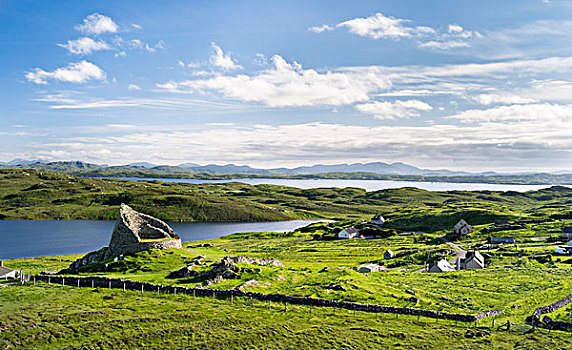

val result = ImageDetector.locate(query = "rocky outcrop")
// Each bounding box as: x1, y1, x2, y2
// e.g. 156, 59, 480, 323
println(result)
195, 256, 284, 287
108, 204, 181, 257
225, 256, 283, 267
167, 255, 205, 279
66, 204, 182, 272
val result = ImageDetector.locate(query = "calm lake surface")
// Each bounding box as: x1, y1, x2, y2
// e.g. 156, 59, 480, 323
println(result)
0, 220, 321, 259
113, 177, 564, 192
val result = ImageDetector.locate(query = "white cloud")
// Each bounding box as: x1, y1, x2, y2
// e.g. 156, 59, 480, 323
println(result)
25, 61, 106, 85
75, 13, 118, 35
308, 24, 334, 33
330, 12, 480, 50
128, 84, 141, 90
448, 103, 572, 124
131, 24, 143, 30
156, 55, 572, 110
145, 43, 155, 53
114, 51, 126, 58
448, 24, 464, 34
57, 37, 111, 55
158, 55, 390, 107
336, 12, 416, 39
418, 40, 471, 50
210, 42, 242, 70
355, 100, 432, 119
473, 94, 537, 105
32, 119, 572, 170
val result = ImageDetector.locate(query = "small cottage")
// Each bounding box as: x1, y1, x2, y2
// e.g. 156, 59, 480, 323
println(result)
338, 227, 359, 239
453, 219, 472, 236
370, 215, 385, 227
428, 259, 456, 273
0, 261, 17, 279
384, 249, 394, 260
358, 264, 381, 273
457, 250, 485, 270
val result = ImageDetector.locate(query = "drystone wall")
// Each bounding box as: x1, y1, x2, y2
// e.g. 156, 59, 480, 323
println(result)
32, 275, 502, 323
530, 293, 572, 324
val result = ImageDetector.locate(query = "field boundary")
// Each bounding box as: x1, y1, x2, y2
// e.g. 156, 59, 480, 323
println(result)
29, 274, 502, 323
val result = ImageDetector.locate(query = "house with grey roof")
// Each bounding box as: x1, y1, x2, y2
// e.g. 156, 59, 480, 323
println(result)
369, 215, 385, 227
428, 259, 456, 273
457, 250, 485, 270
0, 261, 17, 279
338, 227, 359, 239
453, 219, 472, 236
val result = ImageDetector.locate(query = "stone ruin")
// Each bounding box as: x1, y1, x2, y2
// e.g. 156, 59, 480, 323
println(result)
66, 204, 182, 272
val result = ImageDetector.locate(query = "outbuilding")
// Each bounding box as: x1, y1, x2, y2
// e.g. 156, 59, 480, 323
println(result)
338, 227, 359, 239
453, 219, 472, 236
370, 215, 385, 227
428, 259, 456, 273
384, 249, 394, 259
358, 264, 381, 273
0, 261, 17, 279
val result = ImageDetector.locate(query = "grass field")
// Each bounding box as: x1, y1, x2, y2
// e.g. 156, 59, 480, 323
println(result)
2, 283, 572, 349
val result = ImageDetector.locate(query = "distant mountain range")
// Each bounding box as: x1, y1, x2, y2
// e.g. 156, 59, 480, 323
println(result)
1, 160, 570, 181
0, 160, 481, 176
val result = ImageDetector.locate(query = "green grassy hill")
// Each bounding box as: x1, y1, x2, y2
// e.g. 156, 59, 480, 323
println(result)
2, 169, 572, 229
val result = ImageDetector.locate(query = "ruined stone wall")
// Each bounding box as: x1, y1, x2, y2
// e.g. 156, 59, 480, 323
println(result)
530, 293, 572, 323
32, 275, 502, 323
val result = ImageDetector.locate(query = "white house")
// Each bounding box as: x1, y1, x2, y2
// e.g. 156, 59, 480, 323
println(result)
338, 227, 359, 239
428, 259, 456, 273
453, 219, 472, 236
370, 215, 385, 226
358, 264, 381, 273
0, 261, 17, 279
384, 249, 394, 260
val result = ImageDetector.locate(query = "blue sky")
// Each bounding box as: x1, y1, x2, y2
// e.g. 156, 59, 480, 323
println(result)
1, 0, 572, 171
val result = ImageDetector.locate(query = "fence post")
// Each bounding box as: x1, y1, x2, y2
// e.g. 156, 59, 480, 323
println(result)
174, 288, 176, 296
123, 283, 126, 292
108, 281, 111, 290
212, 291, 215, 302
77, 279, 80, 288
268, 300, 271, 309
231, 294, 233, 304
62, 277, 65, 286
157, 286, 160, 296
142, 284, 144, 294
48, 277, 50, 285
193, 289, 196, 298
33, 276, 36, 285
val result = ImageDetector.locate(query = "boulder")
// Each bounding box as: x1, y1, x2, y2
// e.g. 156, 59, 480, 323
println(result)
66, 204, 182, 272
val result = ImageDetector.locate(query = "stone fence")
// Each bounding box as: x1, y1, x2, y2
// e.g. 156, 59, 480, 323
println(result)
530, 293, 572, 324
31, 274, 502, 323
